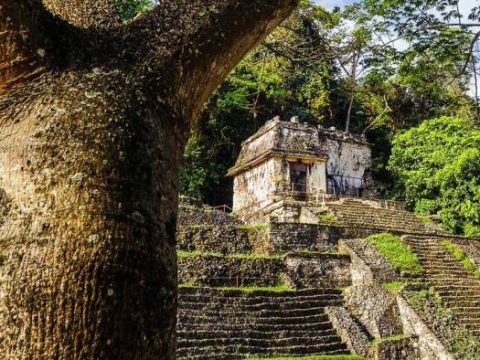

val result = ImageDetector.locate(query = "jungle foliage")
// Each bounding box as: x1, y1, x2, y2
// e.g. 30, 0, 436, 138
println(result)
121, 0, 480, 236
389, 117, 480, 236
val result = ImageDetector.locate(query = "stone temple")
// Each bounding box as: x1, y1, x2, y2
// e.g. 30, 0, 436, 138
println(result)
176, 116, 480, 360
227, 116, 376, 220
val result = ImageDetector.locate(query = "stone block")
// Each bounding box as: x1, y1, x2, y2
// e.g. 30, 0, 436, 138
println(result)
284, 253, 351, 289
345, 285, 403, 338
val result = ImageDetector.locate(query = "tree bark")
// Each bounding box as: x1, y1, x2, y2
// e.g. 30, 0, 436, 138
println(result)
0, 1, 297, 359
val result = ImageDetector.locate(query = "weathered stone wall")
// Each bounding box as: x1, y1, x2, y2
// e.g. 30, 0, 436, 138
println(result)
325, 306, 371, 358
397, 295, 454, 360
232, 157, 281, 214
177, 225, 270, 254
324, 133, 372, 194
269, 222, 342, 252
285, 253, 352, 288
373, 336, 419, 360
345, 285, 403, 338
339, 239, 400, 285
178, 202, 239, 227
178, 255, 284, 287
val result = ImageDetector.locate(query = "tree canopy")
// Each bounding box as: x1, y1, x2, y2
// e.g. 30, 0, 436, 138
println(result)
389, 116, 480, 237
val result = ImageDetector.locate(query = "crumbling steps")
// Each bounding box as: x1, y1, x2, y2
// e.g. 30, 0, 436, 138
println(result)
403, 236, 480, 336
177, 287, 350, 359
325, 199, 441, 234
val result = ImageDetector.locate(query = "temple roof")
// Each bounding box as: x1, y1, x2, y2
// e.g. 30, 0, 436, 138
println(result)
227, 116, 369, 177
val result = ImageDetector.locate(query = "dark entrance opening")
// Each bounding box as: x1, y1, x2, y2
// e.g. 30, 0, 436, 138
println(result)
290, 162, 308, 192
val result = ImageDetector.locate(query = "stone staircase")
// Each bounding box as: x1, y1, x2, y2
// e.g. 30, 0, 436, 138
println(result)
177, 287, 351, 359
326, 199, 441, 234
403, 236, 480, 337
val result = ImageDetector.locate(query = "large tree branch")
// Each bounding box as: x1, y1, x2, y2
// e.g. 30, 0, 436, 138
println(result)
42, 0, 121, 29
128, 0, 298, 121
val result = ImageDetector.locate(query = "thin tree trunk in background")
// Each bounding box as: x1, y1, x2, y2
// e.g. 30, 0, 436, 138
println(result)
473, 47, 480, 120
0, 1, 297, 358
345, 53, 358, 133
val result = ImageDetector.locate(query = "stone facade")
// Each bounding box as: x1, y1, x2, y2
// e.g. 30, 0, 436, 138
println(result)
178, 255, 284, 287
345, 285, 403, 338
325, 306, 371, 358
228, 116, 374, 218
373, 336, 420, 360
285, 253, 352, 288
340, 239, 400, 285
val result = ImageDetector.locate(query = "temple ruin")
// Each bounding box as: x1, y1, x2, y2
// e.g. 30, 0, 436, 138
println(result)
228, 116, 375, 219
175, 115, 480, 360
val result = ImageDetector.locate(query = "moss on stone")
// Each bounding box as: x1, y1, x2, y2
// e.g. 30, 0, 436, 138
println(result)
367, 233, 424, 277
383, 281, 407, 293
441, 240, 480, 279
246, 355, 367, 360
370, 333, 409, 345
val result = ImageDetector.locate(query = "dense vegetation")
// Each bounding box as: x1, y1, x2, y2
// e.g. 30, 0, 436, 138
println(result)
389, 117, 480, 236
120, 0, 480, 236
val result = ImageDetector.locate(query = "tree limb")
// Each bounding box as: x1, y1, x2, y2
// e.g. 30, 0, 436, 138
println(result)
127, 0, 298, 121
42, 0, 121, 29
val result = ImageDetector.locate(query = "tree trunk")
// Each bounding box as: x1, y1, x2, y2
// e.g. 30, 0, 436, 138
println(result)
0, 1, 297, 358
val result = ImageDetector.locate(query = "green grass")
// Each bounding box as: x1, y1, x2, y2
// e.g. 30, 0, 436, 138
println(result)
177, 251, 282, 260
177, 284, 292, 292
383, 281, 407, 293
215, 284, 293, 292
317, 212, 337, 223
370, 334, 409, 346
229, 253, 284, 260
367, 233, 424, 276
238, 224, 270, 231
416, 213, 434, 225
246, 356, 366, 360
441, 240, 480, 279
177, 250, 223, 258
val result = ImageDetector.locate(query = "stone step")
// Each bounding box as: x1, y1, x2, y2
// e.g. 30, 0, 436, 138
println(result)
179, 288, 342, 298
176, 328, 338, 340
179, 298, 342, 311
179, 293, 342, 305
178, 335, 342, 348
178, 321, 336, 333
178, 313, 331, 326
177, 343, 349, 358
178, 306, 331, 319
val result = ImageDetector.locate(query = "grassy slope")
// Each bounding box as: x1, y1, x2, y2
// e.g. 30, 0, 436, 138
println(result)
367, 233, 423, 276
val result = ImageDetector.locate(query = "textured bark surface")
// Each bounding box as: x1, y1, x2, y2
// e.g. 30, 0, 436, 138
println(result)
0, 1, 297, 359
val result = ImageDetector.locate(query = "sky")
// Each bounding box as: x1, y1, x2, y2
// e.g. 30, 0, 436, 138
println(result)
314, 0, 477, 14
313, 0, 358, 10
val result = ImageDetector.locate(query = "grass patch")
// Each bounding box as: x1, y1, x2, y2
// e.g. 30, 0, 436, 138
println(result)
441, 240, 480, 279
416, 213, 434, 225
317, 212, 337, 223
383, 281, 407, 293
216, 284, 293, 292
246, 355, 366, 360
367, 233, 424, 276
238, 224, 270, 231
177, 251, 282, 260
229, 253, 284, 260
370, 334, 409, 346
177, 250, 223, 258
